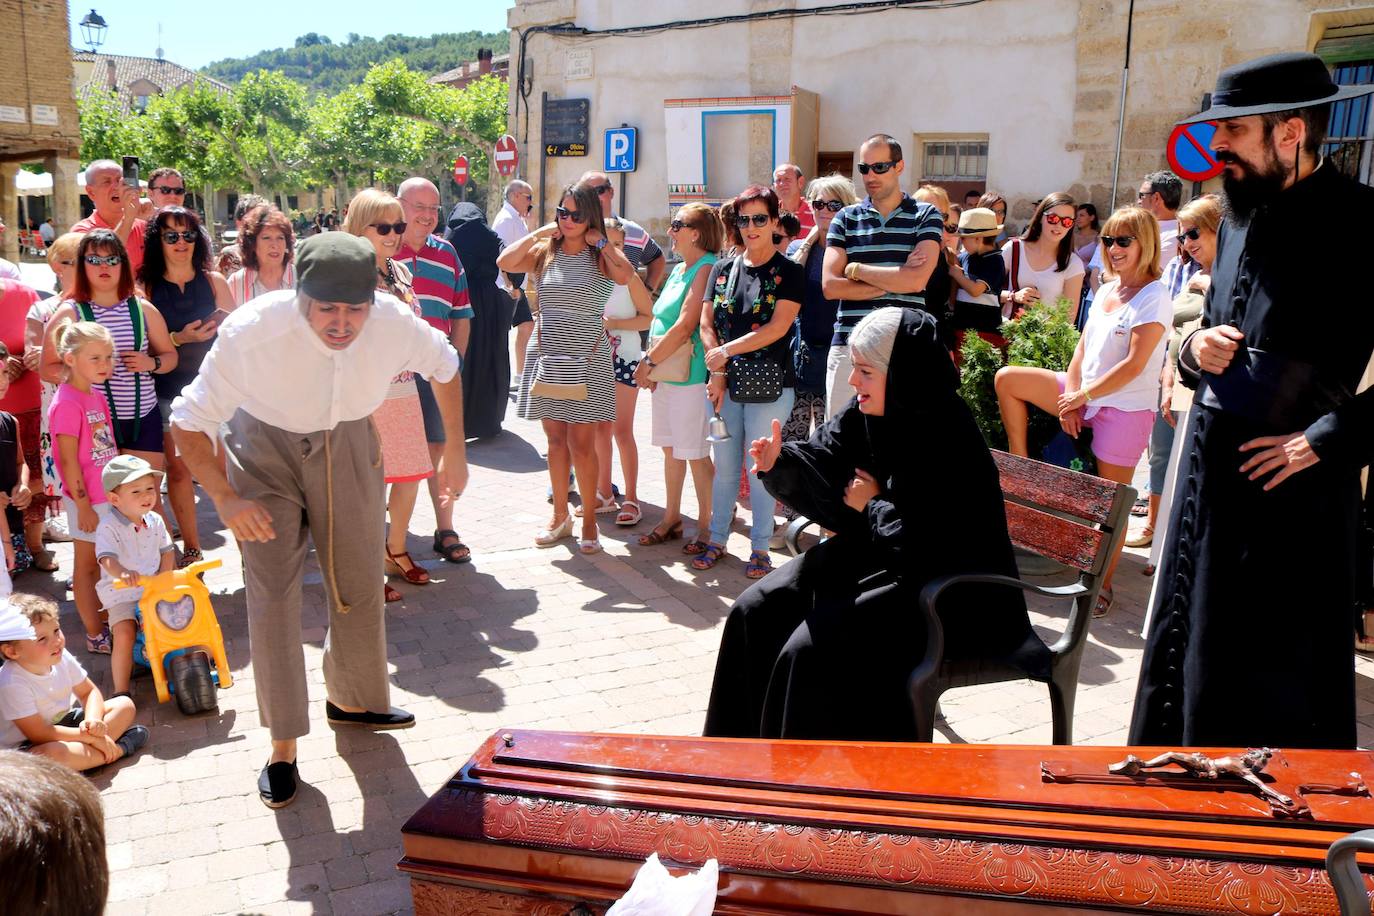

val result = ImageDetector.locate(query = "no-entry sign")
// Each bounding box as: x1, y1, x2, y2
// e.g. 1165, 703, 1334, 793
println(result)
495, 135, 519, 177
452, 155, 469, 186
1167, 122, 1224, 183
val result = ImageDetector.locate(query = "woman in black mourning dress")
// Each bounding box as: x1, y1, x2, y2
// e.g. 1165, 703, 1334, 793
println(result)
446, 202, 516, 439
703, 306, 1050, 740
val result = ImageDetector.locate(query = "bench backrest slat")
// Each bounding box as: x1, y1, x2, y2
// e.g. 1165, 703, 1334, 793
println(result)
1004, 502, 1105, 573
993, 451, 1118, 526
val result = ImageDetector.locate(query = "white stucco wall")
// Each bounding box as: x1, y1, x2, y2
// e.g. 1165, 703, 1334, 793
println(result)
513, 0, 1083, 227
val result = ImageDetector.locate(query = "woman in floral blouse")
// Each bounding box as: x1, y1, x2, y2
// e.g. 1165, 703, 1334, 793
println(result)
695, 186, 803, 580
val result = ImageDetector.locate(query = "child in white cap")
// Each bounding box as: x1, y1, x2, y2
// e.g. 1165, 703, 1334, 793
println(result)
0, 594, 147, 768
94, 455, 175, 700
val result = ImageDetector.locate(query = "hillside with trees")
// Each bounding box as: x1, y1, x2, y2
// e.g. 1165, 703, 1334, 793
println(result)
202, 31, 508, 94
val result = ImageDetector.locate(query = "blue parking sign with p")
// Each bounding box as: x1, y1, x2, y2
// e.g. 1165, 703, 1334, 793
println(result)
604, 127, 637, 173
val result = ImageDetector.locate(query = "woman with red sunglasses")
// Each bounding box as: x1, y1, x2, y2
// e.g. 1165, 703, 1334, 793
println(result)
999, 192, 1087, 325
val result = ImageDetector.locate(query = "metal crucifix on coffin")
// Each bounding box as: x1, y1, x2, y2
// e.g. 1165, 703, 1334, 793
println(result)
1041, 748, 1370, 819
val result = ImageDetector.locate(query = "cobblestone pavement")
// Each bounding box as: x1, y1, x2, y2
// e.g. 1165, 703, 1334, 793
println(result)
19, 323, 1374, 914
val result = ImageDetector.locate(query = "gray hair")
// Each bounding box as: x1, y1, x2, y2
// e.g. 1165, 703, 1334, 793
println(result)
805, 174, 859, 207
83, 159, 120, 181
1143, 170, 1183, 210
848, 307, 903, 375
503, 180, 532, 201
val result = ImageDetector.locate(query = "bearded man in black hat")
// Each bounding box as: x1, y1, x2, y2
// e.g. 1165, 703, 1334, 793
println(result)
1130, 53, 1374, 749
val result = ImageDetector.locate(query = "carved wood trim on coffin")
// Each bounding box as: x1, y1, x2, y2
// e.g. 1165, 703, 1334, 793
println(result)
407, 790, 1374, 916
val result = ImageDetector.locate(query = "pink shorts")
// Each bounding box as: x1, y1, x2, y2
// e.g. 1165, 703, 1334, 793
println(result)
1055, 373, 1153, 468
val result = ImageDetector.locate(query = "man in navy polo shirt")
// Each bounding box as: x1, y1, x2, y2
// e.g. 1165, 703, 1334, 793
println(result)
821, 134, 944, 416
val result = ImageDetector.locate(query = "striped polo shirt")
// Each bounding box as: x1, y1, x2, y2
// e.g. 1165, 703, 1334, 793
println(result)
396, 235, 474, 335
825, 194, 944, 345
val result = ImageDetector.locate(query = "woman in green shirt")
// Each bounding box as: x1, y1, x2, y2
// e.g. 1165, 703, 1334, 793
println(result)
633, 203, 723, 551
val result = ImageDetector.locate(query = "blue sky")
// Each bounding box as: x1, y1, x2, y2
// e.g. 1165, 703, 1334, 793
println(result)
69, 1, 514, 70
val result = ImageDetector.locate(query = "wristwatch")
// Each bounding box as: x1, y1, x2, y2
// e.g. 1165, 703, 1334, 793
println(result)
152, 356, 162, 373
642, 354, 657, 368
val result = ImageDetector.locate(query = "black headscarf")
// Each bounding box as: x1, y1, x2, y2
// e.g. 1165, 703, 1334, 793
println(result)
444, 202, 502, 287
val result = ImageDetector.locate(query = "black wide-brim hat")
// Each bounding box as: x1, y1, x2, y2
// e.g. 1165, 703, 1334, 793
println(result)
1180, 51, 1374, 125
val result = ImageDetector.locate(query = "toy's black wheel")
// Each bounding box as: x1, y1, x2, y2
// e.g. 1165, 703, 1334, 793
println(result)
170, 652, 217, 715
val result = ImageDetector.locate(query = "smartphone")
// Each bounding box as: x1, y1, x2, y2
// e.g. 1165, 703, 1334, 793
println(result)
121, 155, 139, 189
211, 308, 233, 326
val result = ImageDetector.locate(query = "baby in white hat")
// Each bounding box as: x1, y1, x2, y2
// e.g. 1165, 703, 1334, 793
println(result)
0, 595, 147, 769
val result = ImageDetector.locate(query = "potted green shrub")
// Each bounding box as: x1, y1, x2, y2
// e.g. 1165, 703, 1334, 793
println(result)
957, 299, 1096, 474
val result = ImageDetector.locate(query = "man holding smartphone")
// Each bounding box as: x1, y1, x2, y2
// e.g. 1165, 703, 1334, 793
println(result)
73, 159, 147, 274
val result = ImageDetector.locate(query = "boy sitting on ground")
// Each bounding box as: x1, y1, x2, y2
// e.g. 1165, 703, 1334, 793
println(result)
94, 455, 176, 700
0, 594, 148, 769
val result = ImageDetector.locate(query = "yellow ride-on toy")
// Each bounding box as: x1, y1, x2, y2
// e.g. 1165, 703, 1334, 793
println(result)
118, 559, 232, 715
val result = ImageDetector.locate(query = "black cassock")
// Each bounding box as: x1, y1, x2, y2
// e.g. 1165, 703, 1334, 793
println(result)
445, 203, 515, 440
703, 308, 1050, 740
1131, 162, 1374, 749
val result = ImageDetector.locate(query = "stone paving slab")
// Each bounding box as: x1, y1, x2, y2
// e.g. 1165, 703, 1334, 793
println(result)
17, 361, 1374, 915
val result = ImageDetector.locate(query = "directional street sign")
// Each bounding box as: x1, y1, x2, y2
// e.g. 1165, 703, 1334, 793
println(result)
1167, 122, 1224, 183
543, 98, 590, 147
545, 142, 587, 158
604, 126, 637, 173
495, 135, 519, 177
452, 155, 469, 186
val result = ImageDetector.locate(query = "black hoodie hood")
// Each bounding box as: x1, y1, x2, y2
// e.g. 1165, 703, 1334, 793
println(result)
444, 202, 502, 286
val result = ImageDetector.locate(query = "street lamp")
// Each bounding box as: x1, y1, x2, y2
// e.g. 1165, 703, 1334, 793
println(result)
79, 9, 107, 53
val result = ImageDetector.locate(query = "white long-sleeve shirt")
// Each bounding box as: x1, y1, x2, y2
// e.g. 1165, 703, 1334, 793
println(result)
170, 289, 460, 437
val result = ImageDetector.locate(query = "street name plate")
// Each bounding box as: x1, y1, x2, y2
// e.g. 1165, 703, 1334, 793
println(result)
542, 98, 590, 147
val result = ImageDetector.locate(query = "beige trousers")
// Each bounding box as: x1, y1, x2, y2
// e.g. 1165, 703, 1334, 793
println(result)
225, 412, 388, 740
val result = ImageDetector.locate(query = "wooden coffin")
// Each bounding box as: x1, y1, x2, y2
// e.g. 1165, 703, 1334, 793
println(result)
399, 730, 1374, 915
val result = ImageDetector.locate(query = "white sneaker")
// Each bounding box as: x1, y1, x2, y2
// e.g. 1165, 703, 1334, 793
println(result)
43, 516, 72, 543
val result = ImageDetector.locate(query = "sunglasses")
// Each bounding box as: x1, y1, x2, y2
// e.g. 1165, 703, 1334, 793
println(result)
1100, 235, 1137, 249
1136, 189, 1156, 200
589, 184, 613, 196
161, 230, 198, 244
152, 185, 186, 196
1178, 227, 1201, 242
369, 221, 408, 236
84, 254, 123, 266
1043, 213, 1074, 227
555, 206, 587, 223
943, 223, 959, 234
669, 219, 688, 231
857, 161, 897, 175
735, 214, 771, 228
810, 199, 844, 213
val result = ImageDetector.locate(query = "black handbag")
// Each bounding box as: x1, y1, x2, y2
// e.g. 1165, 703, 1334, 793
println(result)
727, 353, 785, 403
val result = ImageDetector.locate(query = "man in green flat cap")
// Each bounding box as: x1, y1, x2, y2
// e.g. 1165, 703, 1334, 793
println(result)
170, 232, 467, 808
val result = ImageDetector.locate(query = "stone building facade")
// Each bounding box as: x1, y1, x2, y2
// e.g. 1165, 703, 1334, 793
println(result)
0, 0, 82, 262
507, 0, 1374, 235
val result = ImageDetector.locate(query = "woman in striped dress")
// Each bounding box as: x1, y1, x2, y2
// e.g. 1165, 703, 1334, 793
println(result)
499, 182, 635, 553
41, 229, 178, 474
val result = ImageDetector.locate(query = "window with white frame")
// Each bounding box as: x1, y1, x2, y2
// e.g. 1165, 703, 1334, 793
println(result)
921, 139, 988, 182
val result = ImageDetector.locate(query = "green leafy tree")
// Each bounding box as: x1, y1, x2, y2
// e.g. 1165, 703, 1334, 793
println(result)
77, 89, 152, 163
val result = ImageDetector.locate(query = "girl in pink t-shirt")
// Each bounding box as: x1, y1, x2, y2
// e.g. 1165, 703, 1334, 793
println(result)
48, 321, 118, 653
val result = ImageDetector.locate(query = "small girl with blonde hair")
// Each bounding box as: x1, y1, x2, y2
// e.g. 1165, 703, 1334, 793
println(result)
47, 321, 120, 654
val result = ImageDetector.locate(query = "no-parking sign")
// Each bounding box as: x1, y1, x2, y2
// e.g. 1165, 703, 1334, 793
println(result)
1167, 122, 1224, 183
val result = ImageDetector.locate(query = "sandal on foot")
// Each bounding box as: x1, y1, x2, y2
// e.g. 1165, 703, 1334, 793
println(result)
1130, 498, 1149, 517
1092, 586, 1115, 619
433, 529, 471, 564
384, 548, 430, 585
29, 547, 58, 572
691, 544, 727, 571
577, 538, 603, 555
177, 547, 203, 570
384, 583, 403, 603
615, 500, 642, 527
745, 550, 773, 579
682, 539, 709, 556
638, 521, 682, 546
86, 626, 112, 655
574, 491, 618, 517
